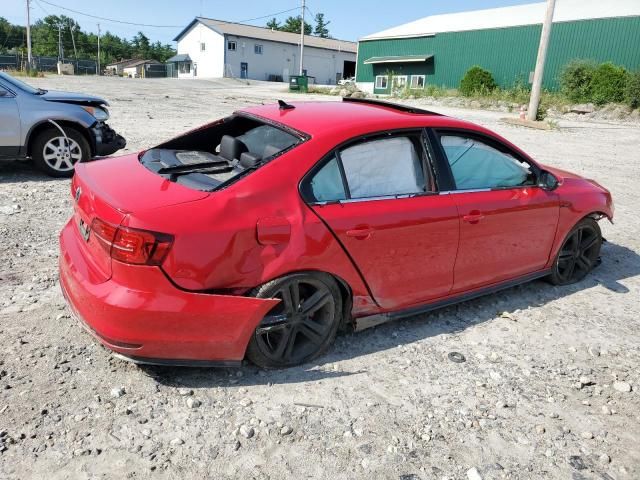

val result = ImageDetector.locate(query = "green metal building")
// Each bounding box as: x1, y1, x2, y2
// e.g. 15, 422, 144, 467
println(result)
356, 0, 640, 95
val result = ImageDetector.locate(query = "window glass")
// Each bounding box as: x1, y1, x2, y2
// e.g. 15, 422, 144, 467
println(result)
228, 41, 236, 51
308, 156, 347, 202
340, 137, 424, 199
440, 135, 532, 190
200, 43, 206, 51
392, 76, 407, 88
375, 76, 388, 89
254, 44, 263, 54
411, 75, 425, 89
235, 124, 298, 158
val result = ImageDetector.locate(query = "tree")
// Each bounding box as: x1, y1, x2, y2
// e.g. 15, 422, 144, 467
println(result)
266, 18, 280, 30
279, 16, 312, 35
313, 13, 330, 38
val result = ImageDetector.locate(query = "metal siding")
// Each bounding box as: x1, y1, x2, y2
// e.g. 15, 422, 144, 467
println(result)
357, 16, 640, 91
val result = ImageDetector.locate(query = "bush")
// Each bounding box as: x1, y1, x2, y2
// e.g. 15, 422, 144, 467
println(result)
559, 60, 596, 102
459, 66, 497, 96
590, 62, 628, 105
624, 71, 640, 109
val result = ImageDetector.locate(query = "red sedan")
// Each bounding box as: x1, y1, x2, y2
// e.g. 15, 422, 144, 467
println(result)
59, 98, 614, 368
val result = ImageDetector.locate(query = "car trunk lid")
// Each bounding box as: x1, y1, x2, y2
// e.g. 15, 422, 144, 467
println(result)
70, 154, 209, 280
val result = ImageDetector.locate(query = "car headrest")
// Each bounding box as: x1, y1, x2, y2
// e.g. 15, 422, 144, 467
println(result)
220, 135, 248, 161
240, 152, 261, 169
262, 144, 281, 158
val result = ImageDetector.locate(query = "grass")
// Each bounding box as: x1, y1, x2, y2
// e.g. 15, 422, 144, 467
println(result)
4, 68, 45, 78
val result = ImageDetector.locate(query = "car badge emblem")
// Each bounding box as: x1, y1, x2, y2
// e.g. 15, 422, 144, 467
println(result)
75, 187, 82, 203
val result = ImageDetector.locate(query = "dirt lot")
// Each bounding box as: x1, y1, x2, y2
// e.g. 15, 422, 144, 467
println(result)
0, 76, 639, 480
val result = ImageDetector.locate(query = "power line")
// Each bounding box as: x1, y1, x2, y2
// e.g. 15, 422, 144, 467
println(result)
36, 0, 302, 30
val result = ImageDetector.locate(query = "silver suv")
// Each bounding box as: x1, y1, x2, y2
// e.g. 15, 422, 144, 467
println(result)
0, 72, 125, 177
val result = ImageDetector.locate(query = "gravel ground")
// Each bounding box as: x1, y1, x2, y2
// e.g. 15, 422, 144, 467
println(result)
0, 76, 639, 480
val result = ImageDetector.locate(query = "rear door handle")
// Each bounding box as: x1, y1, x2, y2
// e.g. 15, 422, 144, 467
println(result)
346, 227, 374, 239
462, 212, 485, 224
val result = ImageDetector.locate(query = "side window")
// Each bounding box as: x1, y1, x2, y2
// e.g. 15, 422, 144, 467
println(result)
439, 134, 533, 190
340, 136, 425, 199
308, 155, 347, 202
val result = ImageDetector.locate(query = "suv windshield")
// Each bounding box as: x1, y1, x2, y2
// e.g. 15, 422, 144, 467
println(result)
0, 72, 43, 95
140, 114, 303, 191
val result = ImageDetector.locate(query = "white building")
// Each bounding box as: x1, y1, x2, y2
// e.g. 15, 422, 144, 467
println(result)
170, 17, 357, 84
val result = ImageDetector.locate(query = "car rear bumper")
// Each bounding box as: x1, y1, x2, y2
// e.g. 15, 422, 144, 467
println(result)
58, 218, 278, 364
91, 122, 126, 156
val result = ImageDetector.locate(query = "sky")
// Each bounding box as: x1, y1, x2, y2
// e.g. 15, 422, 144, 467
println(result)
3, 0, 538, 44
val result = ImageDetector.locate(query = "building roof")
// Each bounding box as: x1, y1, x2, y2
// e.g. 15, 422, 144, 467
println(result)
105, 58, 139, 68
174, 17, 357, 53
122, 59, 161, 68
362, 0, 640, 40
166, 54, 191, 63
364, 55, 433, 65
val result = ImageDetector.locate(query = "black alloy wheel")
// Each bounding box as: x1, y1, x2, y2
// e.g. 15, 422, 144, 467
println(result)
550, 218, 602, 285
246, 273, 342, 368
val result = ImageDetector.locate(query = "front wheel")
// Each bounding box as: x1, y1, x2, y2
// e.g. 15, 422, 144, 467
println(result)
548, 217, 602, 285
246, 273, 343, 369
31, 127, 90, 178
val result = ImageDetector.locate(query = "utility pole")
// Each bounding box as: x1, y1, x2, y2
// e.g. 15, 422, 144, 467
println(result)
69, 20, 78, 60
97, 23, 101, 75
299, 0, 305, 75
57, 23, 64, 62
25, 0, 33, 69
527, 0, 556, 121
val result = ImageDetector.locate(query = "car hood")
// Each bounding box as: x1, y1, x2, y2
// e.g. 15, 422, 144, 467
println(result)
42, 90, 109, 107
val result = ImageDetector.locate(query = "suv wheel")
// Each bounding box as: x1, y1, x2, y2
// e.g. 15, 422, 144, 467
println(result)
31, 127, 90, 178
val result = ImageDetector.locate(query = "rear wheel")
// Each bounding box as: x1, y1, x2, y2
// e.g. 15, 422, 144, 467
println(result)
31, 127, 90, 178
549, 218, 602, 285
246, 273, 342, 369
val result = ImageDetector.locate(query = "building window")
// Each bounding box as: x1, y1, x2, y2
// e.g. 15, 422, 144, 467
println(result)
179, 62, 191, 74
410, 75, 425, 89
392, 75, 407, 89
227, 41, 236, 51
200, 42, 206, 52
375, 75, 388, 89
254, 44, 263, 55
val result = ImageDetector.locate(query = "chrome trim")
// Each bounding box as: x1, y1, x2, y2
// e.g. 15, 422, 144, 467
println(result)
310, 191, 438, 206
439, 188, 491, 195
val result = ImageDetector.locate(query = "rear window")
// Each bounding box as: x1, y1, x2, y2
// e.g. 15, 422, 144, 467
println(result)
140, 115, 302, 191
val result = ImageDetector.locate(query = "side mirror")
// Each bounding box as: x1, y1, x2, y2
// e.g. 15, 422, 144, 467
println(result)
538, 170, 559, 191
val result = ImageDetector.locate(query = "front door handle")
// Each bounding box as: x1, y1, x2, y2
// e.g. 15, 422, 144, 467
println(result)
462, 211, 485, 224
346, 227, 374, 239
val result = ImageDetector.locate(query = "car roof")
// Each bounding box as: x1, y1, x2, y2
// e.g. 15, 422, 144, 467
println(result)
239, 99, 488, 139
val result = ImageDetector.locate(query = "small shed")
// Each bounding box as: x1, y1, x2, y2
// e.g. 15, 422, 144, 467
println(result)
122, 59, 162, 78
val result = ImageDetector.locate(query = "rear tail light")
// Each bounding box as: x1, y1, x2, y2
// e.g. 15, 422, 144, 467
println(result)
90, 218, 173, 266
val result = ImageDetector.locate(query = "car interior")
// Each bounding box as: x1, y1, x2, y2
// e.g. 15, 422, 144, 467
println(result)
139, 115, 300, 191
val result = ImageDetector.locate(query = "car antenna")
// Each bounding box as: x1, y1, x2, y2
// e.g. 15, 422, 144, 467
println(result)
278, 99, 295, 110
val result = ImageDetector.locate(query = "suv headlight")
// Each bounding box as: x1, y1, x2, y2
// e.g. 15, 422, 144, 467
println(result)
82, 106, 109, 121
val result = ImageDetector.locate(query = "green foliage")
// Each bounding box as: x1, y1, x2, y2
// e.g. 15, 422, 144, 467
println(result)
0, 15, 175, 65
624, 71, 640, 109
559, 59, 597, 102
277, 16, 312, 35
459, 66, 497, 96
266, 18, 280, 30
590, 62, 628, 105
313, 13, 330, 38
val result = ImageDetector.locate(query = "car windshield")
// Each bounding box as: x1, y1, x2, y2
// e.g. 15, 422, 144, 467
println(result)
0, 72, 43, 94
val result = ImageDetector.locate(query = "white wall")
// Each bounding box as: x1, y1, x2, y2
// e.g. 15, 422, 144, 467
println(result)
224, 35, 355, 84
176, 23, 225, 78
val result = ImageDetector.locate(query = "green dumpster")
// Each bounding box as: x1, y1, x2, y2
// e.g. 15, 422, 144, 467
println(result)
289, 75, 308, 93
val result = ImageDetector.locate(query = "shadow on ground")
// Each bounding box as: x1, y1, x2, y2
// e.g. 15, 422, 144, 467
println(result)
140, 241, 640, 388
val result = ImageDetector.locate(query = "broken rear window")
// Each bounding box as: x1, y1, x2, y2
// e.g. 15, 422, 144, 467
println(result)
139, 115, 303, 191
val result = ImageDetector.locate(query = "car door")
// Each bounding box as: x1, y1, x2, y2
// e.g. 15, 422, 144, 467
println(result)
301, 131, 460, 310
0, 83, 21, 156
431, 129, 560, 293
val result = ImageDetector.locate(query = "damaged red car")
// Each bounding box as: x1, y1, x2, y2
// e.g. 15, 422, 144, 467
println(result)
59, 98, 614, 368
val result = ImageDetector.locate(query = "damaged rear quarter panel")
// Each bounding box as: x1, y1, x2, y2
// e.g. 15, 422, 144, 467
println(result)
126, 144, 377, 316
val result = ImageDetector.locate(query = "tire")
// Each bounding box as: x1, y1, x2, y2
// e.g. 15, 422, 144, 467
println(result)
548, 217, 602, 285
246, 272, 343, 369
31, 126, 91, 178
